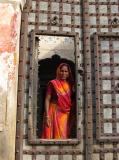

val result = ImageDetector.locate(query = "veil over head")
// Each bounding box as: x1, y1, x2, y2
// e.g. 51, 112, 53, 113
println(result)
56, 63, 74, 87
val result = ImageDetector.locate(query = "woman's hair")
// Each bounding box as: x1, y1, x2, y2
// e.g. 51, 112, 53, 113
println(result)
60, 64, 69, 71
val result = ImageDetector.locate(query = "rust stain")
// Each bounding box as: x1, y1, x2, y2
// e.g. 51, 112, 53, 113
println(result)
14, 52, 17, 66
0, 4, 19, 82
0, 5, 18, 54
0, 52, 16, 81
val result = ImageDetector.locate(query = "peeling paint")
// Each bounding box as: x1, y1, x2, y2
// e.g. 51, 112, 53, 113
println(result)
0, 4, 18, 54
0, 52, 15, 90
0, 3, 19, 93
0, 3, 21, 160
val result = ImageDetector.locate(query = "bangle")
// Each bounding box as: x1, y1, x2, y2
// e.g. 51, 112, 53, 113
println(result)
46, 116, 49, 117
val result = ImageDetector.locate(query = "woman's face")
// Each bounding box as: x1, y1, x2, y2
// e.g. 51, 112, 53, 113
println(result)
59, 65, 69, 81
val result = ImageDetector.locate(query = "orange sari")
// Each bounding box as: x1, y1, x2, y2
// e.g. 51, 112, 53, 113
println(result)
42, 63, 75, 139
42, 80, 74, 139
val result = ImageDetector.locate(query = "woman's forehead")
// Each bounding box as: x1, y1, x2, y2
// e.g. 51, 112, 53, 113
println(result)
60, 65, 68, 70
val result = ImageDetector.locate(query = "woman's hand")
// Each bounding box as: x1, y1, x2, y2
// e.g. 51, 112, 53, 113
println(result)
45, 117, 51, 128
44, 95, 51, 127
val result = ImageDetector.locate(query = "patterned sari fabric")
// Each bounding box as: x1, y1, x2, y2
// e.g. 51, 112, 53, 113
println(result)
42, 103, 70, 139
42, 63, 75, 139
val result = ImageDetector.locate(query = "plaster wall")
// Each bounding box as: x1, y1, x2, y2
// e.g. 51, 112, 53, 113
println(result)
0, 0, 26, 9
0, 1, 25, 160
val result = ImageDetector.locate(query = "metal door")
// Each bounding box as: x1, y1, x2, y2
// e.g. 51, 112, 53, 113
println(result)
16, 0, 119, 160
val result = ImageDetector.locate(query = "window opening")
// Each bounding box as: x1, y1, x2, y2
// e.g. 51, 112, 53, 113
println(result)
37, 55, 75, 138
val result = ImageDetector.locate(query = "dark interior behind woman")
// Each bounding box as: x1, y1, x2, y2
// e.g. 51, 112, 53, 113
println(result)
42, 63, 75, 139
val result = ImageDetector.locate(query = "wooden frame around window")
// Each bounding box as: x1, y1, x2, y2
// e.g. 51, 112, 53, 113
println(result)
28, 30, 81, 144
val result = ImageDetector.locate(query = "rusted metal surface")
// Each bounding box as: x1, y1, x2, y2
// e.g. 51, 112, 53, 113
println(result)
16, 0, 119, 160
94, 32, 119, 142
15, 11, 29, 160
89, 0, 119, 159
82, 0, 93, 160
23, 0, 32, 13
23, 149, 84, 155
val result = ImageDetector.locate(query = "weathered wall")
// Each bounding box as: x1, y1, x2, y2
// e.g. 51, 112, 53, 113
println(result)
0, 1, 25, 160
0, 0, 119, 160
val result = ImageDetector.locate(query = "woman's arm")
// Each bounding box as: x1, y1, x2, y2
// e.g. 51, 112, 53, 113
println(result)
44, 94, 51, 127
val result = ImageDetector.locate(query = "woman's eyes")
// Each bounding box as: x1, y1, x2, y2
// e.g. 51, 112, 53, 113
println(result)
60, 70, 68, 73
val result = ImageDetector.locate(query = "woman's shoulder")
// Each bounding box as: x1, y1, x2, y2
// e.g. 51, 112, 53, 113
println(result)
47, 79, 56, 86
49, 79, 61, 87
49, 79, 57, 83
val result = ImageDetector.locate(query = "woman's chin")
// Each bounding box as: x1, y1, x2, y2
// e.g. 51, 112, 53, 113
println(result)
60, 78, 66, 81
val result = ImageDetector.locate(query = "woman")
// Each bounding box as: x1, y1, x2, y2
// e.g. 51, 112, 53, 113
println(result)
42, 63, 75, 139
